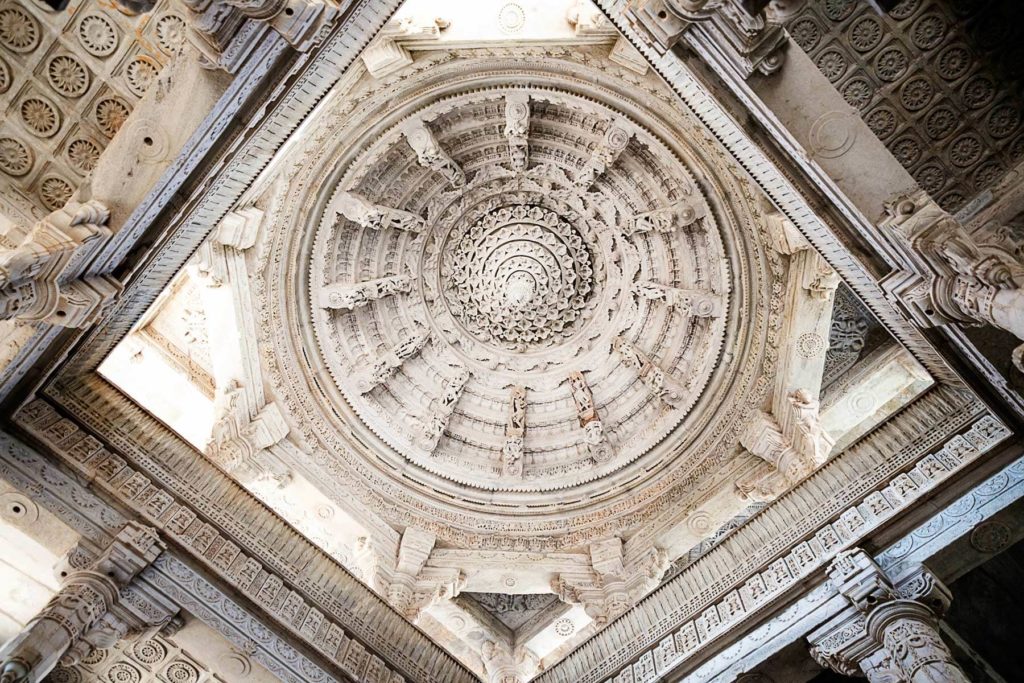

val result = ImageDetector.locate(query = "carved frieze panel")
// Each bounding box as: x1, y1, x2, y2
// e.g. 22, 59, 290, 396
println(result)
786, 0, 1024, 211
0, 0, 184, 216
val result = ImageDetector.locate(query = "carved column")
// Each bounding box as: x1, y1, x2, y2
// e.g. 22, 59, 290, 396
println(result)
0, 523, 172, 683
880, 189, 1024, 372
808, 549, 970, 683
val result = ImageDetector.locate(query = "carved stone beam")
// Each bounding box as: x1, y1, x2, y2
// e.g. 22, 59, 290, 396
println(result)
552, 540, 669, 626
402, 120, 466, 189
206, 381, 293, 487
319, 274, 412, 310
480, 640, 540, 683
0, 523, 173, 683
737, 390, 834, 501
332, 191, 426, 233
624, 197, 706, 235
631, 282, 724, 317
360, 528, 465, 622
576, 122, 633, 189
502, 385, 527, 477
420, 366, 470, 452
357, 328, 430, 394
362, 16, 449, 79
568, 370, 613, 464
185, 0, 338, 72
504, 93, 531, 173
768, 211, 838, 425
808, 549, 970, 683
624, 0, 791, 78
212, 206, 264, 250
612, 336, 685, 407
879, 189, 1024, 372
0, 200, 119, 328
566, 0, 618, 37
609, 36, 650, 74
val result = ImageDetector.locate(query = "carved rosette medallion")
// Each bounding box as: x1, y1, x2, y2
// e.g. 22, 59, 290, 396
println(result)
258, 48, 777, 547
440, 205, 599, 352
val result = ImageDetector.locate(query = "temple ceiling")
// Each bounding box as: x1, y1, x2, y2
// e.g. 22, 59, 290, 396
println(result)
86, 4, 941, 676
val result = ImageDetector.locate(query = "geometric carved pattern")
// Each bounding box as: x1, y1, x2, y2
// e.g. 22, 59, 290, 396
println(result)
49, 634, 226, 683
787, 0, 1024, 212
0, 0, 183, 216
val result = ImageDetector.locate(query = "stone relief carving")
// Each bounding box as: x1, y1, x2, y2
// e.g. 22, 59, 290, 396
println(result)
332, 191, 426, 233
402, 119, 466, 188
784, 0, 1023, 212
356, 328, 431, 394
0, 1, 181, 216
205, 380, 292, 487
880, 189, 1024, 371
504, 92, 530, 172
502, 386, 527, 478
0, 200, 119, 328
49, 633, 226, 683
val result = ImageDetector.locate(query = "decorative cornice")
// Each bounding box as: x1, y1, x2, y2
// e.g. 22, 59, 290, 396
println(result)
13, 399, 476, 683
536, 391, 1005, 682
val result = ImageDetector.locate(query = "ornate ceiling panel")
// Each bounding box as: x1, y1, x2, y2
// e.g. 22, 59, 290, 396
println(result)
0, 0, 185, 216
254, 44, 786, 549
786, 0, 1024, 213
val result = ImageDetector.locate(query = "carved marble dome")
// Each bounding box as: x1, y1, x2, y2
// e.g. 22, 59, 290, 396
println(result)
256, 45, 780, 546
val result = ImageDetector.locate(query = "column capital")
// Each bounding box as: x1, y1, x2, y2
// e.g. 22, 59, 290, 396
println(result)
808, 549, 966, 683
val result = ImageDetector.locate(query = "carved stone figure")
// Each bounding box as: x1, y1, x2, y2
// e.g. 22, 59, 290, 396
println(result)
502, 386, 527, 477
504, 93, 530, 172
0, 200, 118, 328
625, 198, 706, 235
333, 191, 425, 233
613, 336, 684, 407
576, 122, 632, 189
631, 281, 723, 316
357, 329, 430, 394
319, 274, 412, 310
421, 366, 470, 452
402, 119, 466, 188
568, 370, 612, 464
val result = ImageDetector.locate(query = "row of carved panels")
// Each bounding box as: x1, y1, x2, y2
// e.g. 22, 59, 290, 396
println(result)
787, 0, 1024, 212
0, 0, 185, 215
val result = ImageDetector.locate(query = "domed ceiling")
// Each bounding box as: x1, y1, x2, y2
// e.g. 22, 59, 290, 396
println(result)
253, 44, 782, 546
